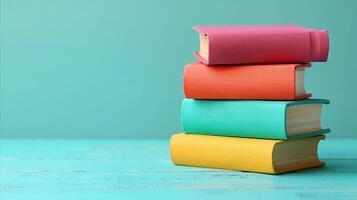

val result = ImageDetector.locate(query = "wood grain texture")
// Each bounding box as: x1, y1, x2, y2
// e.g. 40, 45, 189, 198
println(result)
1, 139, 357, 200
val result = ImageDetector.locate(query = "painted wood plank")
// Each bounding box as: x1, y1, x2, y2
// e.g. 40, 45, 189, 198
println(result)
1, 139, 357, 200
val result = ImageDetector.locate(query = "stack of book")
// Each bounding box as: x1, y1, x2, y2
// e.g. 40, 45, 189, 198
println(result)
170, 25, 330, 174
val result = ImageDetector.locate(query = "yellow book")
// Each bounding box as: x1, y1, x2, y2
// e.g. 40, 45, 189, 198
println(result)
170, 133, 325, 174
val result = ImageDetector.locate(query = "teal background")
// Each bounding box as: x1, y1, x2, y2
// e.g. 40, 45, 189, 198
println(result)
1, 0, 356, 139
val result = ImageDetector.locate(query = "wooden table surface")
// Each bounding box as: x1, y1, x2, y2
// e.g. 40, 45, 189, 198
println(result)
1, 139, 357, 200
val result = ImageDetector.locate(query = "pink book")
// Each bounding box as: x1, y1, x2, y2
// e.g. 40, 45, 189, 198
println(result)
193, 25, 329, 65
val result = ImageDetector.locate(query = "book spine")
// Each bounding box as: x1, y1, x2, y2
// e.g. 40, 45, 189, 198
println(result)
184, 62, 311, 100
170, 133, 277, 174
182, 99, 288, 140
196, 30, 329, 65
310, 30, 329, 62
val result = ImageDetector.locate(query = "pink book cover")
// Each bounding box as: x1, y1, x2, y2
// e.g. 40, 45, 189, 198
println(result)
193, 25, 329, 65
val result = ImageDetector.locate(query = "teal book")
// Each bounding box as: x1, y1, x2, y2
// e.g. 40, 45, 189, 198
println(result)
182, 99, 330, 140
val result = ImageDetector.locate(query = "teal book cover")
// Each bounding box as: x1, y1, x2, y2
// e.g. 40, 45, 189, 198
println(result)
182, 99, 330, 140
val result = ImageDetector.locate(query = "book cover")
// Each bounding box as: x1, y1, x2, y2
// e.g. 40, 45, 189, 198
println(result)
184, 62, 311, 100
193, 25, 329, 65
170, 133, 325, 174
182, 99, 330, 140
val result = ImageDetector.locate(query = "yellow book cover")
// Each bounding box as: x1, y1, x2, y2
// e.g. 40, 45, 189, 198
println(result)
170, 133, 325, 174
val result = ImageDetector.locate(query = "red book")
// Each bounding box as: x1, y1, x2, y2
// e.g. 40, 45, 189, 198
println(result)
184, 62, 311, 100
193, 25, 329, 65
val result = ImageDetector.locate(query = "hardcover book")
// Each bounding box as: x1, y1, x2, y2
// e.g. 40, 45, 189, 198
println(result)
170, 133, 325, 174
184, 62, 311, 100
193, 25, 329, 65
182, 99, 330, 140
